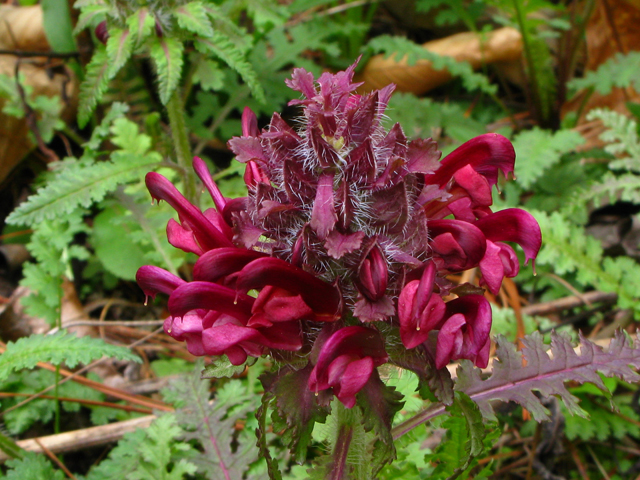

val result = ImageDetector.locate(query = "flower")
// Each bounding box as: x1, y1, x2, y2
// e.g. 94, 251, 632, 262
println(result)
308, 326, 388, 408
137, 59, 541, 406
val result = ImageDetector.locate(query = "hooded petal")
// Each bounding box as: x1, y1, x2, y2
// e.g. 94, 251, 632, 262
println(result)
145, 172, 233, 250
136, 265, 185, 301
166, 218, 204, 255
235, 257, 342, 320
428, 219, 487, 272
193, 247, 267, 283
427, 133, 515, 188
474, 208, 541, 265
193, 156, 226, 211
168, 281, 254, 321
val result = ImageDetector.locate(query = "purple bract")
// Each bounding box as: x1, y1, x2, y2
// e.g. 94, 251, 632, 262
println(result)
137, 60, 541, 408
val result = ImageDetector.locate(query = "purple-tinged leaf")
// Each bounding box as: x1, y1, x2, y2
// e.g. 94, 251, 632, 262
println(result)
456, 330, 640, 421
356, 371, 404, 475
310, 173, 338, 239
262, 365, 331, 463
406, 138, 441, 174
324, 230, 365, 260
368, 181, 408, 234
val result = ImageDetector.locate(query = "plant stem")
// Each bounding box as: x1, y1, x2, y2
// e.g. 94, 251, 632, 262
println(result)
511, 0, 544, 123
166, 89, 196, 204
330, 402, 356, 480
391, 403, 446, 441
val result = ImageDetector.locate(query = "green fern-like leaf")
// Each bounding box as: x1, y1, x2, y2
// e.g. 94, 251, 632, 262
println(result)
365, 34, 496, 94
569, 52, 640, 95
175, 1, 214, 37
105, 27, 134, 79
3, 452, 65, 480
587, 108, 640, 166
149, 36, 184, 105
161, 367, 260, 479
512, 127, 584, 189
83, 414, 197, 480
0, 331, 140, 382
195, 33, 265, 103
575, 172, 640, 207
535, 210, 640, 315
6, 118, 161, 226
78, 47, 111, 128
126, 8, 155, 45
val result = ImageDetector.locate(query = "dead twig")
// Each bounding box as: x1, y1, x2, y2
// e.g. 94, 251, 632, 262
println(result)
0, 415, 156, 463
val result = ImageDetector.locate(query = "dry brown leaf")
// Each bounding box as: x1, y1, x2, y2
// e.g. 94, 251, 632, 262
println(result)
358, 27, 523, 95
0, 6, 49, 51
562, 0, 640, 142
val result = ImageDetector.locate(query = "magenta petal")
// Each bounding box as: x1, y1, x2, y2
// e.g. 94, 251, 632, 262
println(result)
445, 295, 492, 350
236, 257, 342, 320
335, 357, 374, 408
314, 326, 387, 376
166, 219, 204, 255
428, 219, 487, 272
145, 172, 233, 250
428, 133, 515, 188
193, 157, 226, 211
435, 314, 465, 369
474, 208, 542, 265
258, 321, 302, 351
136, 265, 185, 300
168, 281, 254, 321
193, 248, 267, 283
478, 240, 506, 295
253, 286, 313, 322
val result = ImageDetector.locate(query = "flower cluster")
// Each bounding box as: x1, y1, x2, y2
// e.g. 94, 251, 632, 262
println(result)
137, 61, 541, 408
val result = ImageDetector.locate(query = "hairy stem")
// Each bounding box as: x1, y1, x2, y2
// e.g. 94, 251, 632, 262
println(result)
330, 402, 356, 480
167, 89, 196, 204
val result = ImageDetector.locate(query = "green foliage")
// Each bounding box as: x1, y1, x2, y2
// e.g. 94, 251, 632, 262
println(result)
427, 394, 489, 479
0, 370, 106, 434
511, 127, 584, 189
0, 73, 65, 144
41, 0, 76, 53
161, 367, 261, 479
201, 354, 251, 379
0, 331, 140, 383
386, 93, 486, 142
82, 415, 198, 480
17, 214, 88, 324
569, 52, 640, 95
1, 452, 65, 480
6, 116, 162, 226
365, 35, 496, 95
75, 0, 266, 122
